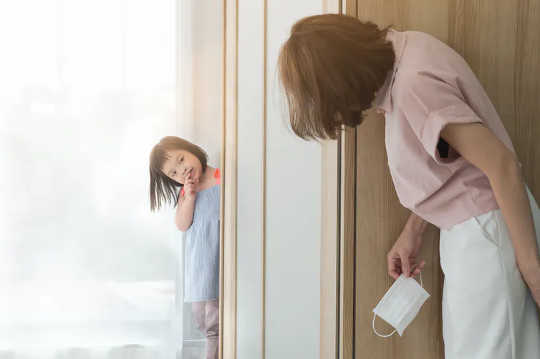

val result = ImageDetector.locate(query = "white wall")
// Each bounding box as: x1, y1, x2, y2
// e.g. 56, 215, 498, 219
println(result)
178, 0, 223, 167
236, 1, 322, 358
266, 1, 322, 358
237, 0, 265, 358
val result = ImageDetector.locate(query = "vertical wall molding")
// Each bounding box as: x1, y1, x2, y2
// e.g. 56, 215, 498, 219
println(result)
262, 0, 268, 357
319, 3, 342, 359
340, 127, 356, 359
221, 0, 238, 358
338, 3, 357, 357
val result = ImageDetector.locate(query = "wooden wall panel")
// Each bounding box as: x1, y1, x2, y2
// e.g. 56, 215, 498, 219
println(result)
453, 1, 518, 137
354, 107, 445, 359
512, 0, 540, 192
352, 2, 449, 357
344, 1, 540, 358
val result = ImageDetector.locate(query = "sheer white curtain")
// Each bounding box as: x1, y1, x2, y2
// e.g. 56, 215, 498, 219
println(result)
0, 1, 203, 358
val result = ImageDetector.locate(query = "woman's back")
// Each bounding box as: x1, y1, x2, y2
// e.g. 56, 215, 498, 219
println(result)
396, 30, 516, 155
381, 29, 515, 229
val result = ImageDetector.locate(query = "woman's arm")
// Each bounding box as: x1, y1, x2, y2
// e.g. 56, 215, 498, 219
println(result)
484, 157, 540, 306
387, 211, 428, 279
175, 192, 196, 231
440, 123, 540, 285
405, 211, 429, 236
488, 163, 540, 270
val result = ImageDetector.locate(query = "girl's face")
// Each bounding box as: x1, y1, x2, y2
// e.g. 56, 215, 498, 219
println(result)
161, 149, 203, 185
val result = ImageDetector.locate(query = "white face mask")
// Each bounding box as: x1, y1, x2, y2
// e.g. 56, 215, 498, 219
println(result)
372, 272, 430, 337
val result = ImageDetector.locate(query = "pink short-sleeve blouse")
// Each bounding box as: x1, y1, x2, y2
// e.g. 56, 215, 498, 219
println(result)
373, 29, 518, 229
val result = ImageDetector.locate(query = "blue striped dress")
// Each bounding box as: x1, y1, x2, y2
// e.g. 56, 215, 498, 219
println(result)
183, 183, 220, 302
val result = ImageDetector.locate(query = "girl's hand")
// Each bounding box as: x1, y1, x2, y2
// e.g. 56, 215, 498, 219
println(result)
183, 173, 198, 199
387, 225, 426, 280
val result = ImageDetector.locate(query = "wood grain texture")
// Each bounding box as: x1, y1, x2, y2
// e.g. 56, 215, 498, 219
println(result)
321, 138, 339, 359
514, 0, 540, 194
346, 0, 357, 19
354, 110, 444, 359
352, 2, 448, 358
341, 0, 540, 358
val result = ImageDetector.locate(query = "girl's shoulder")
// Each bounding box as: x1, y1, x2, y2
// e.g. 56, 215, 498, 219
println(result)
213, 168, 221, 185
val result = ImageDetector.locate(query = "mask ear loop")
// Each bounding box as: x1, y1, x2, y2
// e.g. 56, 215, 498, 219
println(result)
372, 312, 396, 337
372, 271, 424, 338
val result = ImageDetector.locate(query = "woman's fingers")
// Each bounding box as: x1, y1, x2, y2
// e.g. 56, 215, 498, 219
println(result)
387, 253, 400, 280
388, 250, 427, 280
400, 252, 411, 278
411, 260, 426, 276
389, 267, 400, 280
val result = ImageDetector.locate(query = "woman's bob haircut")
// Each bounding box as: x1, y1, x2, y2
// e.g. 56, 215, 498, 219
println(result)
277, 14, 395, 140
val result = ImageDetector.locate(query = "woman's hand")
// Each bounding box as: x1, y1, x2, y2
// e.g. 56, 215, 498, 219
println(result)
521, 264, 540, 308
387, 225, 426, 280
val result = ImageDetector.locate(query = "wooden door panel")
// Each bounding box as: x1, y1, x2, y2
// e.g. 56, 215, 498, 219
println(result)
344, 1, 540, 358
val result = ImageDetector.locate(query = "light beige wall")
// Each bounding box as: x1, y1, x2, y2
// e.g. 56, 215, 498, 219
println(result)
222, 1, 325, 359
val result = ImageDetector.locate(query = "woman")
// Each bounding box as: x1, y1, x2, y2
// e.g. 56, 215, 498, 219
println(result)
277, 13, 540, 358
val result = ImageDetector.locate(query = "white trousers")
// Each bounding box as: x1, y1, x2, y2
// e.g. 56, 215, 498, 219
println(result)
440, 184, 540, 359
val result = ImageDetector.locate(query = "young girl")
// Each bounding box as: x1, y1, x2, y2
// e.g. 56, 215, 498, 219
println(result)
149, 136, 220, 359
277, 14, 540, 358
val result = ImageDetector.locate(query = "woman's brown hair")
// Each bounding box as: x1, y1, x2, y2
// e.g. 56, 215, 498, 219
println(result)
149, 136, 208, 211
277, 14, 395, 140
